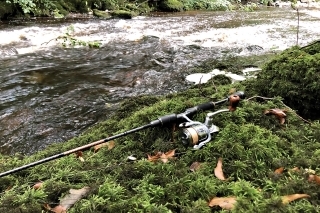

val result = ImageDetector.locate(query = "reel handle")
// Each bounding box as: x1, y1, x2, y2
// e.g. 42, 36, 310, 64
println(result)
149, 91, 245, 127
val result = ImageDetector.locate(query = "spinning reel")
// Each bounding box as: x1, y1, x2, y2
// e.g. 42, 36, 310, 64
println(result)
178, 94, 242, 149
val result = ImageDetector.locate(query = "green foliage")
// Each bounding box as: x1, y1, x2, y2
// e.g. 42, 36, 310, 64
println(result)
246, 41, 320, 119
240, 2, 259, 12
180, 0, 231, 11
158, 0, 184, 12
6, 0, 35, 13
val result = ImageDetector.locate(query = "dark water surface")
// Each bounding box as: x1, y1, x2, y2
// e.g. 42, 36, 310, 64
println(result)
0, 7, 319, 154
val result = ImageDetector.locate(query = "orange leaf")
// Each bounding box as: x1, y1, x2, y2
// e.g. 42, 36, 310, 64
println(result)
93, 141, 115, 152
164, 149, 176, 158
147, 152, 161, 162
208, 196, 237, 210
308, 174, 320, 185
75, 151, 84, 162
214, 158, 226, 180
274, 167, 284, 174
281, 194, 310, 204
160, 153, 169, 163
190, 161, 201, 172
264, 108, 287, 124
148, 150, 175, 163
33, 181, 43, 190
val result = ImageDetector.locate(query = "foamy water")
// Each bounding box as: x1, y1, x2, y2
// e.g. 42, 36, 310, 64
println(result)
1, 7, 319, 56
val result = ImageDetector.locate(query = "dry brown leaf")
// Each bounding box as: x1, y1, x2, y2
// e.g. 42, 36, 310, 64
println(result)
214, 158, 226, 180
75, 151, 84, 162
281, 194, 310, 204
208, 196, 237, 210
164, 149, 176, 158
308, 174, 320, 185
160, 149, 176, 163
93, 140, 115, 152
148, 150, 176, 163
33, 181, 43, 190
274, 167, 284, 174
60, 187, 91, 210
147, 154, 159, 162
147, 152, 162, 162
264, 108, 287, 124
190, 161, 201, 172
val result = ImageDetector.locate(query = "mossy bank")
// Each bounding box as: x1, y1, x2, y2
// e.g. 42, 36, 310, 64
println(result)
1, 41, 320, 212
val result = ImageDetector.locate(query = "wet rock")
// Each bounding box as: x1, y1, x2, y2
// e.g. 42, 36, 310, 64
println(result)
111, 10, 135, 19
93, 9, 111, 19
0, 47, 18, 56
246, 45, 263, 52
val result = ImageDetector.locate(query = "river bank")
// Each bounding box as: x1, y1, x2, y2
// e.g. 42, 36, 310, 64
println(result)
1, 7, 319, 155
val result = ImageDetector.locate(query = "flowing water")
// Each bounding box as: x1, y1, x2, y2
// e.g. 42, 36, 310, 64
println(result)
0, 7, 319, 155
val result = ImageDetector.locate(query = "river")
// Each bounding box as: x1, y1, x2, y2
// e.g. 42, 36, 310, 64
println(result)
0, 7, 319, 155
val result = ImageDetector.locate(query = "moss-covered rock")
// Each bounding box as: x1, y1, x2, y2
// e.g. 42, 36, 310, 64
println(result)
110, 9, 135, 19
93, 9, 111, 19
159, 0, 184, 12
246, 41, 320, 120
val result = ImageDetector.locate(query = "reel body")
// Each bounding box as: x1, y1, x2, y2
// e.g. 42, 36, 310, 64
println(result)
179, 109, 229, 149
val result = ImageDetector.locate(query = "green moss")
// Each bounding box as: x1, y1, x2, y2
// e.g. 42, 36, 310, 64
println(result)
93, 9, 111, 19
246, 41, 320, 119
159, 0, 184, 12
110, 9, 136, 19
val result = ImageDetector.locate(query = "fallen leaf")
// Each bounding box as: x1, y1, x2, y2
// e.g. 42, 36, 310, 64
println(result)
60, 187, 91, 209
33, 181, 43, 190
93, 140, 115, 152
147, 152, 162, 162
281, 194, 310, 204
75, 151, 84, 162
264, 108, 287, 124
44, 187, 91, 212
274, 167, 284, 174
214, 158, 226, 180
148, 150, 176, 163
208, 196, 237, 210
308, 174, 320, 185
190, 161, 201, 172
164, 149, 176, 158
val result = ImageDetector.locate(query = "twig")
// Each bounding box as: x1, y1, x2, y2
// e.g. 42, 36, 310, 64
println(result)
197, 76, 207, 98
211, 78, 218, 93
246, 95, 274, 101
246, 95, 312, 124
41, 36, 63, 46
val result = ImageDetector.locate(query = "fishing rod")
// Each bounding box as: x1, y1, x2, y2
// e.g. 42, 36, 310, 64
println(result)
0, 91, 245, 178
